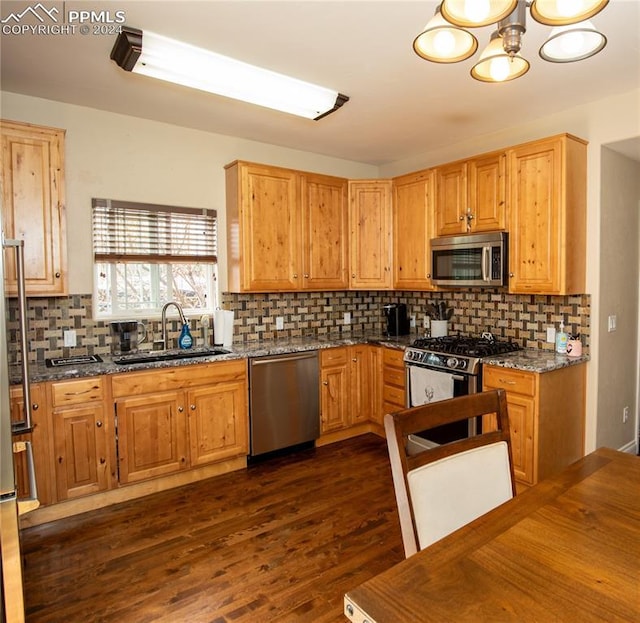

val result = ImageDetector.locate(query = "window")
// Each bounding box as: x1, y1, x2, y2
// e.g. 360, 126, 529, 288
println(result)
92, 198, 218, 318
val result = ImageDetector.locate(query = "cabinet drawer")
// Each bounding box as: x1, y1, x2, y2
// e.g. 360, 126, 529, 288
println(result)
383, 384, 405, 408
483, 366, 535, 396
383, 365, 405, 388
50, 377, 104, 406
320, 347, 348, 367
382, 347, 404, 368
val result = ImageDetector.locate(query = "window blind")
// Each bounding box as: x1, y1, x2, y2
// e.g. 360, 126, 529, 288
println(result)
92, 198, 217, 263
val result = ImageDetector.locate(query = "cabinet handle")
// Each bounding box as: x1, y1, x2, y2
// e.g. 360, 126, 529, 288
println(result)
190, 404, 196, 411
96, 421, 103, 428
498, 378, 517, 385
178, 406, 184, 413
100, 457, 106, 464
32, 403, 39, 410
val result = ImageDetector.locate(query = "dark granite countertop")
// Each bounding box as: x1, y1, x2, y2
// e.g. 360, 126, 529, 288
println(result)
12, 334, 588, 385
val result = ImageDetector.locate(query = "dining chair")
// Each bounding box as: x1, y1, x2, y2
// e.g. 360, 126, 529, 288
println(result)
384, 389, 516, 558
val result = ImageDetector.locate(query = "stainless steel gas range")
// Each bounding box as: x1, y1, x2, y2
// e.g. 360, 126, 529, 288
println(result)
404, 334, 520, 446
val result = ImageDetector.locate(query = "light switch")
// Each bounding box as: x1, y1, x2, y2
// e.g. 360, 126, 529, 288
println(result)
608, 315, 617, 332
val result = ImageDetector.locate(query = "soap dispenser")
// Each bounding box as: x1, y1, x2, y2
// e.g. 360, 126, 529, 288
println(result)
178, 322, 193, 349
555, 319, 568, 354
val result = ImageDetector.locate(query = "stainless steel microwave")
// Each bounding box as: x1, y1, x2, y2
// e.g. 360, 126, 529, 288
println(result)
431, 232, 508, 287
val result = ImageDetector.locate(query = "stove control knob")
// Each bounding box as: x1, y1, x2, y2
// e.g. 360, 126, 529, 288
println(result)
446, 357, 459, 369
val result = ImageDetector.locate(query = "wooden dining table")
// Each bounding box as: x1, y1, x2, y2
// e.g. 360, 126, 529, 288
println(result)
344, 447, 640, 622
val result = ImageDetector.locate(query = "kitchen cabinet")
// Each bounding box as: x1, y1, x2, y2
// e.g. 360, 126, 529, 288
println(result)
1, 119, 67, 296
483, 363, 585, 487
50, 377, 114, 500
225, 161, 348, 292
392, 169, 437, 290
435, 151, 507, 237
10, 383, 53, 506
507, 134, 586, 294
349, 180, 393, 289
112, 360, 248, 483
319, 345, 376, 435
301, 172, 349, 290
381, 347, 406, 419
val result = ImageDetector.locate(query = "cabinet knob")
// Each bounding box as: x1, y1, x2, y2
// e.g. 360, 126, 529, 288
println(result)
352, 273, 356, 278
96, 421, 103, 428
32, 403, 39, 410
352, 358, 357, 362
509, 272, 514, 277
55, 272, 61, 278
100, 457, 106, 464
190, 404, 196, 411
459, 215, 465, 221
293, 273, 298, 279
178, 406, 184, 413
427, 273, 431, 278
304, 273, 309, 278
323, 381, 328, 386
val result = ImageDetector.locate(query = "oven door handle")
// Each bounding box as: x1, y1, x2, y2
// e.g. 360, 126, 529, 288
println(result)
450, 374, 465, 381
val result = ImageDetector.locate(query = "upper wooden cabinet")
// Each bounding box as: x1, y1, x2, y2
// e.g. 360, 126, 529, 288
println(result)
349, 180, 393, 289
301, 172, 349, 290
1, 120, 67, 296
392, 169, 436, 290
225, 161, 348, 292
507, 134, 586, 294
435, 151, 507, 237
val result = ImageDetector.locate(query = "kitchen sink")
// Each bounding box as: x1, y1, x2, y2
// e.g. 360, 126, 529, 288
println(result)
112, 347, 230, 365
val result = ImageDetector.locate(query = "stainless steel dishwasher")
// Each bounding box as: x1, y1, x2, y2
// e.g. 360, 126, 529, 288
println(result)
249, 351, 319, 457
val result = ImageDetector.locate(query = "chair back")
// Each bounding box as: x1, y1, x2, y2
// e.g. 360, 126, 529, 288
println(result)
384, 389, 515, 558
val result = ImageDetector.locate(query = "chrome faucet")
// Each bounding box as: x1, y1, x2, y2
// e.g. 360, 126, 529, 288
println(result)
158, 301, 187, 350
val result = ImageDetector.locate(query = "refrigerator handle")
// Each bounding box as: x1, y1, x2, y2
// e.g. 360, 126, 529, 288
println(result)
5, 239, 32, 432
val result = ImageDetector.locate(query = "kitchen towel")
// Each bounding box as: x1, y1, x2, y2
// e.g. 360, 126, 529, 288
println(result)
214, 309, 235, 349
410, 367, 454, 406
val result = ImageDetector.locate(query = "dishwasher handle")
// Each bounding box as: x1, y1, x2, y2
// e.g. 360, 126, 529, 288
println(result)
250, 352, 317, 367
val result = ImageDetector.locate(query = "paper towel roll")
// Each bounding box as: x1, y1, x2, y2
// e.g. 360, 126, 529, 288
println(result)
214, 309, 234, 349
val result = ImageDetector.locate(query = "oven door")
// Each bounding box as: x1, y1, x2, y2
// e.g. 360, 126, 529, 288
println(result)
405, 364, 478, 447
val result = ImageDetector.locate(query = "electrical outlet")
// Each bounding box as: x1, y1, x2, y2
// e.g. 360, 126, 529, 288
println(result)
623, 406, 629, 423
276, 316, 284, 330
546, 327, 556, 343
63, 329, 76, 347
410, 314, 416, 328
608, 315, 617, 332
343, 312, 351, 325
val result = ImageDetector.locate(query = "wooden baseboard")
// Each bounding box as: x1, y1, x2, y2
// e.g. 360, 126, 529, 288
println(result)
19, 456, 247, 528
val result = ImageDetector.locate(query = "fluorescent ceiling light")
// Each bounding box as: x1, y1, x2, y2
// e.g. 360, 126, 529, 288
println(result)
110, 27, 348, 120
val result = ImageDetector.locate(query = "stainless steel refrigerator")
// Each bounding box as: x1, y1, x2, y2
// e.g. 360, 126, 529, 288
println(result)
1, 230, 36, 623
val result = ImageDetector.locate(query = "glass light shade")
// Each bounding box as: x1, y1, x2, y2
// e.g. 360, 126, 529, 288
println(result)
530, 0, 609, 26
131, 30, 345, 120
441, 0, 518, 28
413, 8, 478, 62
471, 33, 530, 82
539, 21, 607, 62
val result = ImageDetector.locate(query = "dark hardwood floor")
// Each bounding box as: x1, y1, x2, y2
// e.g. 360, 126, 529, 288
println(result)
21, 434, 404, 622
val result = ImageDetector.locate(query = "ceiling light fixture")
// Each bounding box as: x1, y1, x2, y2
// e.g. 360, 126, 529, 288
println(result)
415, 0, 608, 83
110, 26, 349, 120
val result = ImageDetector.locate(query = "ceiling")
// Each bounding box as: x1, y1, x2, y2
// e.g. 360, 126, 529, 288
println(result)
1, 0, 639, 166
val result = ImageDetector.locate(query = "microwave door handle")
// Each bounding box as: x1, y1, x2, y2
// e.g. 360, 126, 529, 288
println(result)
482, 246, 491, 282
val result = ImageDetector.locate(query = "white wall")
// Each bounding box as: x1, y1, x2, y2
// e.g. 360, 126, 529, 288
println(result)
598, 148, 640, 451
0, 92, 378, 294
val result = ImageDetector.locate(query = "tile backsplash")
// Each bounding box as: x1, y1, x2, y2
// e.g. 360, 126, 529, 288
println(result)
7, 290, 590, 364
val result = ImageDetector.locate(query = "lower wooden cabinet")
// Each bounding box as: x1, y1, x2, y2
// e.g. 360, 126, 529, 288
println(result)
483, 363, 585, 487
320, 345, 379, 435
381, 347, 406, 419
49, 377, 114, 500
112, 360, 248, 484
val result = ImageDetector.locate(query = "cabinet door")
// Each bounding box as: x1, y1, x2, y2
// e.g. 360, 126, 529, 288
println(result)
468, 152, 506, 232
435, 161, 467, 236
187, 380, 248, 466
349, 180, 392, 289
320, 348, 350, 434
393, 170, 436, 290
10, 384, 53, 505
1, 120, 67, 295
116, 392, 189, 483
52, 403, 110, 500
500, 392, 536, 485
301, 173, 349, 290
233, 162, 301, 291
508, 139, 562, 293
350, 345, 372, 424
369, 346, 384, 426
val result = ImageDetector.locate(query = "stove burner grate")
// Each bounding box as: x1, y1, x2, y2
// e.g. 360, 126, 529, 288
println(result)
412, 336, 520, 358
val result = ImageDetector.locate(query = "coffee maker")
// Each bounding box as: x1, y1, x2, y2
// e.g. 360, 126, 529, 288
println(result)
383, 303, 410, 337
